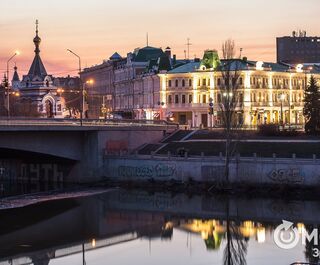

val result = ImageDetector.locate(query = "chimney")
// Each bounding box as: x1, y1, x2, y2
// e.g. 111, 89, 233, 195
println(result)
165, 47, 171, 58
173, 54, 177, 65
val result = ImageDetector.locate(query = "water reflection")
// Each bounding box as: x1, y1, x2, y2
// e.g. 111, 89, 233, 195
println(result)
0, 189, 319, 265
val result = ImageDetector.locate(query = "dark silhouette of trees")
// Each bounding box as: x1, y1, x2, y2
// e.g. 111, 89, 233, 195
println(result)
304, 75, 320, 134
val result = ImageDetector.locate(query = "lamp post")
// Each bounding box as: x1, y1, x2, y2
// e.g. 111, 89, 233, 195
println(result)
67, 49, 84, 125
6, 51, 19, 118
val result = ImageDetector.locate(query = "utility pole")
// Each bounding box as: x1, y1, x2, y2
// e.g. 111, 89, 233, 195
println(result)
185, 38, 192, 60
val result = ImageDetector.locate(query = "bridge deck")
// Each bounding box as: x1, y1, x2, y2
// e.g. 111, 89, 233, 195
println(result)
0, 118, 178, 131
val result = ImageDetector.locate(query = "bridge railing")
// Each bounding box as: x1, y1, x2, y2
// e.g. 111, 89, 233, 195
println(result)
0, 118, 179, 128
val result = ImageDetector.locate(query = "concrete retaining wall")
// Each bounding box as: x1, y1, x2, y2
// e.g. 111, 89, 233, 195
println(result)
103, 155, 320, 187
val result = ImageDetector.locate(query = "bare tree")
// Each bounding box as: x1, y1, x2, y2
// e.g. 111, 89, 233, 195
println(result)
219, 39, 243, 184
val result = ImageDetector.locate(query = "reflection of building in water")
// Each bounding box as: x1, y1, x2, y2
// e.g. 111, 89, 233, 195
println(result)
179, 219, 267, 250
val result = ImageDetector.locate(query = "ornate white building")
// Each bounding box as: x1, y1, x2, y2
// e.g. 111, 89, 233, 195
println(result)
128, 51, 320, 128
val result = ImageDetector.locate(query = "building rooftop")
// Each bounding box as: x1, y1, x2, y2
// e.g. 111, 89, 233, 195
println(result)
133, 46, 164, 62
168, 58, 320, 74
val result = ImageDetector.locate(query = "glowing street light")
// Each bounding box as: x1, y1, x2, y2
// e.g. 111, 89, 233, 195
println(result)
67, 49, 86, 125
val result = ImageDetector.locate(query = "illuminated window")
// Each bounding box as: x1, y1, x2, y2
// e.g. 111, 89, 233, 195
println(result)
202, 94, 207, 103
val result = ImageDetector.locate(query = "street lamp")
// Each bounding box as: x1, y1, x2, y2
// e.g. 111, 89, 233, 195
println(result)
6, 51, 20, 118
67, 49, 84, 125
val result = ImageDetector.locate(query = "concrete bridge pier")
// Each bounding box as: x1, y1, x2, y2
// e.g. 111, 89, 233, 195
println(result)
76, 128, 167, 183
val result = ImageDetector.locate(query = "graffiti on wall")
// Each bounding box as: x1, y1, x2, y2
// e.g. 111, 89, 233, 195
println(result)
268, 168, 304, 184
118, 163, 176, 179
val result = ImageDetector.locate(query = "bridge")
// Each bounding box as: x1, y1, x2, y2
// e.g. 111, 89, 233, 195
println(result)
0, 118, 178, 183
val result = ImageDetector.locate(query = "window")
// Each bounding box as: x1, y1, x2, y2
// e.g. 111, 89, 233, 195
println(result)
198, 79, 201, 86
202, 94, 207, 103
189, 94, 193, 103
239, 93, 243, 102
217, 78, 221, 86
202, 79, 206, 86
182, 95, 186, 104
168, 95, 172, 104
217, 93, 221, 103
175, 95, 179, 103
168, 80, 172, 87
189, 79, 192, 87
175, 80, 179, 87
239, 77, 243, 85
208, 79, 211, 86
182, 79, 185, 87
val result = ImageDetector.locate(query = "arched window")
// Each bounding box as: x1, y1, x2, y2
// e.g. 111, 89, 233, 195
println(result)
175, 95, 179, 103
175, 80, 179, 87
182, 95, 186, 104
182, 79, 185, 87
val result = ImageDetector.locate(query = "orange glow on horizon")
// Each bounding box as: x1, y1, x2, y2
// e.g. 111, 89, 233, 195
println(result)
0, 0, 319, 77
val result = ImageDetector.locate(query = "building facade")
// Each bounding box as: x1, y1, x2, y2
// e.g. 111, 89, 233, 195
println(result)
80, 46, 173, 120
81, 55, 117, 119
277, 31, 320, 64
113, 46, 170, 118
157, 56, 320, 128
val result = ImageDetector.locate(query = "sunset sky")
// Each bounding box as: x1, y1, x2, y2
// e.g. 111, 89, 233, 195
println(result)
0, 0, 319, 78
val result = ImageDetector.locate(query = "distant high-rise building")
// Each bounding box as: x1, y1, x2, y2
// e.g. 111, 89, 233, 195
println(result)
277, 30, 320, 64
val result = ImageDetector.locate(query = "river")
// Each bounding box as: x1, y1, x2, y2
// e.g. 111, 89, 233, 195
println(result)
0, 188, 318, 265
